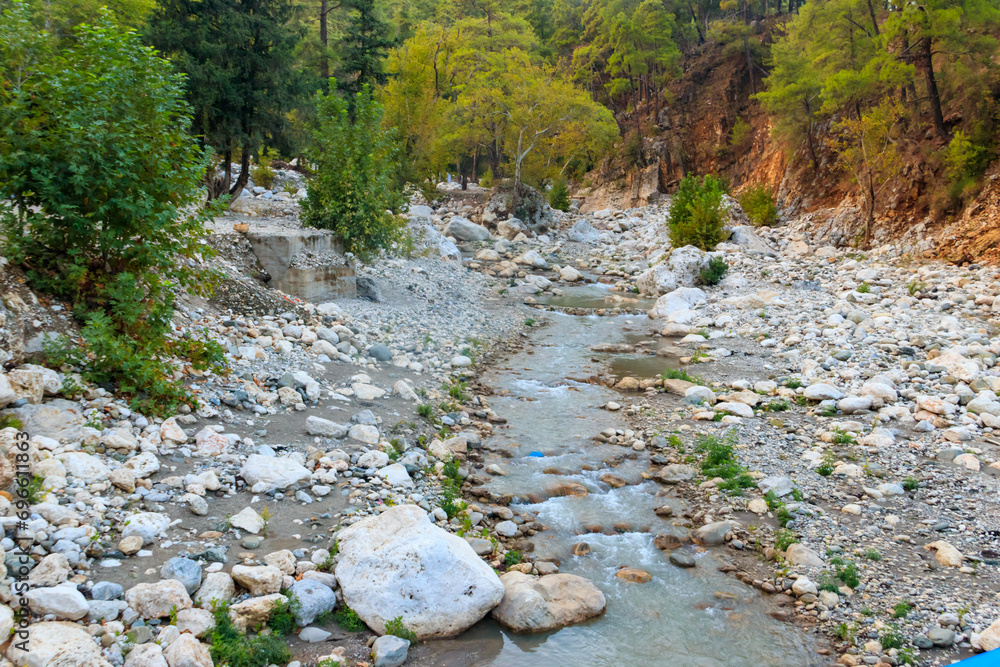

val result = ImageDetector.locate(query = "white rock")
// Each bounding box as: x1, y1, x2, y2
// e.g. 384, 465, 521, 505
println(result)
335, 504, 504, 638
8, 621, 112, 667
240, 454, 311, 491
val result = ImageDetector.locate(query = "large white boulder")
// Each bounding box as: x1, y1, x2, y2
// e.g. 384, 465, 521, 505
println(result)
56, 452, 110, 483
648, 287, 707, 320
636, 246, 712, 296
444, 216, 490, 242
335, 504, 504, 638
8, 621, 112, 667
491, 572, 606, 633
240, 454, 311, 492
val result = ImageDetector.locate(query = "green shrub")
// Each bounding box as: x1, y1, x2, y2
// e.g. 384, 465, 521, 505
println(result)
301, 83, 407, 260
549, 177, 570, 211
251, 163, 276, 190
479, 169, 494, 188
729, 117, 752, 146
668, 175, 727, 251
333, 606, 367, 632
774, 528, 798, 552
699, 256, 729, 286
208, 602, 291, 667
892, 601, 912, 618
738, 185, 778, 227
902, 477, 919, 492
384, 616, 418, 642
503, 550, 523, 566
267, 594, 299, 635
0, 10, 225, 417
880, 623, 903, 650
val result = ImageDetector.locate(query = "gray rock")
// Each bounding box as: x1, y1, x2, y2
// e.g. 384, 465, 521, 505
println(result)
691, 521, 731, 547
371, 635, 410, 667
669, 551, 696, 568
306, 416, 348, 438
368, 345, 393, 362
289, 579, 337, 627
161, 557, 203, 595
92, 581, 124, 601
758, 476, 794, 497
928, 627, 956, 647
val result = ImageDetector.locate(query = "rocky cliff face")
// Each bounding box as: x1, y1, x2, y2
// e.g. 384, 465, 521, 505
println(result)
580, 35, 1000, 262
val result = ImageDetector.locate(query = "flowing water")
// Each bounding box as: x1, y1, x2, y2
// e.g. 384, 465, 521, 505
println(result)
416, 293, 821, 666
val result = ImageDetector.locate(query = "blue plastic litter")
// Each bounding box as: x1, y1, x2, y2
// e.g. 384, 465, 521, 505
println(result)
956, 651, 1000, 665
528, 451, 544, 457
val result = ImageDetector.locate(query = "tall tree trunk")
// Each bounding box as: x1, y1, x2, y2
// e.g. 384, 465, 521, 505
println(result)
688, 2, 705, 44
320, 0, 329, 80
472, 146, 478, 182
919, 35, 947, 139
229, 148, 250, 202
866, 0, 880, 35
744, 36, 756, 95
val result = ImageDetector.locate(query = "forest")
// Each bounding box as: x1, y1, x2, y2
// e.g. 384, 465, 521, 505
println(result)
0, 0, 997, 260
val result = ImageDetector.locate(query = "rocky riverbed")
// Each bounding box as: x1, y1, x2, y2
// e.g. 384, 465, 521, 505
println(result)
7, 188, 1000, 667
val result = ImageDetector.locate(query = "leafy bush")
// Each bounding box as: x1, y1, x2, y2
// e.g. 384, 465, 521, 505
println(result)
668, 175, 727, 251
267, 594, 299, 635
549, 177, 570, 211
479, 169, 494, 188
0, 9, 224, 417
251, 163, 276, 190
699, 256, 729, 285
774, 528, 798, 552
385, 616, 417, 642
208, 602, 291, 667
301, 83, 407, 260
738, 185, 778, 227
503, 550, 523, 566
333, 606, 367, 632
729, 117, 751, 146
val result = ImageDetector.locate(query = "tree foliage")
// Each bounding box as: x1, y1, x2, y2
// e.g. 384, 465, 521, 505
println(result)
146, 0, 306, 202
301, 83, 408, 259
668, 174, 727, 251
0, 6, 224, 415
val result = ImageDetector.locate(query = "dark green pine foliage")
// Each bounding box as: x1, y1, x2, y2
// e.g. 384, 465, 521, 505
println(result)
146, 0, 305, 202
338, 0, 396, 96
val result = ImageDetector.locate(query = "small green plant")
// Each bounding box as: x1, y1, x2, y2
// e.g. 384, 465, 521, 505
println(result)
818, 404, 839, 417
0, 415, 23, 431
776, 506, 793, 527
760, 399, 790, 413
897, 648, 917, 666
892, 601, 912, 619
259, 506, 273, 537
816, 450, 836, 477
668, 174, 727, 251
169, 605, 179, 626
447, 381, 469, 402
831, 429, 855, 445
783, 378, 803, 389
865, 548, 882, 562
24, 475, 50, 504
661, 368, 704, 385
907, 280, 926, 296
417, 403, 434, 421
833, 621, 855, 642
548, 177, 571, 211
267, 593, 299, 635
384, 616, 418, 642
857, 282, 871, 293
60, 375, 85, 399
902, 477, 919, 492
503, 550, 523, 567
699, 256, 729, 286
439, 483, 466, 519
774, 529, 798, 552
880, 623, 903, 650
738, 184, 779, 227
333, 606, 367, 632
208, 602, 292, 667
524, 318, 535, 327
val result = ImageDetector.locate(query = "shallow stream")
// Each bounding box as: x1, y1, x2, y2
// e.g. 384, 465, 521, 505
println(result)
417, 291, 822, 666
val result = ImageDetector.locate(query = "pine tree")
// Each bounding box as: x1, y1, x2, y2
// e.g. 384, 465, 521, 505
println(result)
338, 0, 396, 96
146, 0, 305, 202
